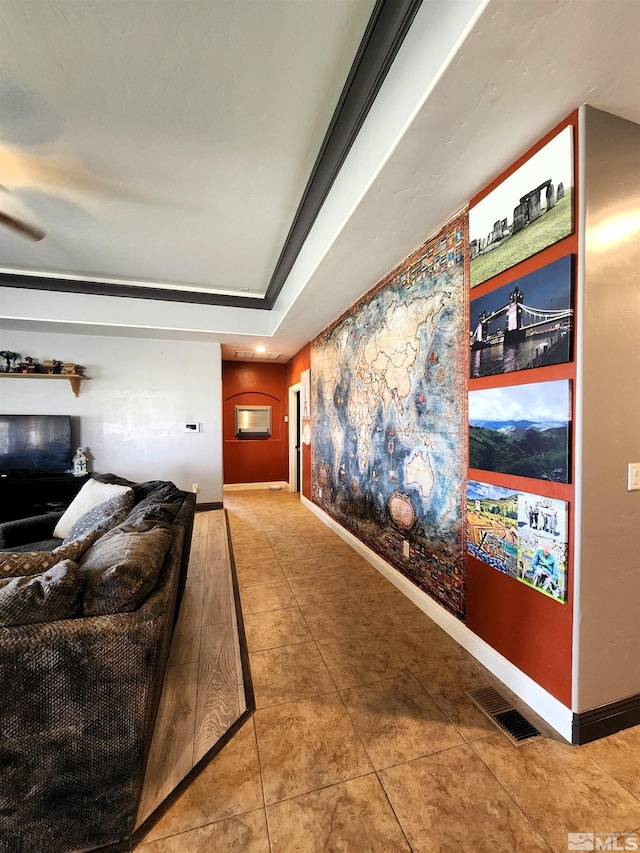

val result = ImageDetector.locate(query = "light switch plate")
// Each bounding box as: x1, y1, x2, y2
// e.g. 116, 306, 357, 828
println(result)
628, 463, 640, 491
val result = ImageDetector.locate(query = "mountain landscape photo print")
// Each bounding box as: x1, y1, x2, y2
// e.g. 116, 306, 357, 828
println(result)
469, 379, 571, 483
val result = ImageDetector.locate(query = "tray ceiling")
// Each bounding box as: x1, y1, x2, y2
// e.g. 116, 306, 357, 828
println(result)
1, 0, 639, 362
0, 0, 399, 305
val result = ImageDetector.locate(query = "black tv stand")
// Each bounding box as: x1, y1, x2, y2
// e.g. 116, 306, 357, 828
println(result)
0, 473, 90, 523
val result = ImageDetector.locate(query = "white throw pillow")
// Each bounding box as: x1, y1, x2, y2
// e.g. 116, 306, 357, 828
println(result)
53, 479, 134, 539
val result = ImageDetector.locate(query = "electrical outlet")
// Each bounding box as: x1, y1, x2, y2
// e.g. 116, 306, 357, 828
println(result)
403, 540, 410, 558
192, 483, 199, 494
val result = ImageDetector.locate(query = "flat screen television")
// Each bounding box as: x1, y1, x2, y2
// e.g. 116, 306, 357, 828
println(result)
0, 415, 72, 476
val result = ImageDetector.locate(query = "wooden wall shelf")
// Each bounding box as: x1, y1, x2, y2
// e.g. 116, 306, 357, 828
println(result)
0, 373, 87, 397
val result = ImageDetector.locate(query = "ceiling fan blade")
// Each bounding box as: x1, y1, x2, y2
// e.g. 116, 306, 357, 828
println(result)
0, 208, 45, 241
0, 184, 45, 241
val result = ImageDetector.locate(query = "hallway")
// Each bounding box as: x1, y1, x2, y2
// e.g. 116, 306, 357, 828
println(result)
140, 490, 640, 852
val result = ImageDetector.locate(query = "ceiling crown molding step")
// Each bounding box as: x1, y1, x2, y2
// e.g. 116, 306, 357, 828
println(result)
0, 0, 423, 311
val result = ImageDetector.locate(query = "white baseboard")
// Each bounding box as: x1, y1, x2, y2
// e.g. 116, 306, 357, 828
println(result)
224, 481, 289, 492
301, 495, 573, 742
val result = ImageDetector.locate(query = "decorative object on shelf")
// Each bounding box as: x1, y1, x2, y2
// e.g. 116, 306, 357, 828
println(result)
0, 351, 19, 373
0, 353, 87, 396
18, 356, 38, 373
72, 447, 89, 477
41, 359, 64, 375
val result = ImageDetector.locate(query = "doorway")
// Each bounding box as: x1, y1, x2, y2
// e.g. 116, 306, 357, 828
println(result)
288, 383, 301, 493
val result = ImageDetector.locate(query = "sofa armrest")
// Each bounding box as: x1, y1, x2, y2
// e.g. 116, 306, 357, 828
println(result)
0, 607, 166, 850
0, 517, 185, 852
0, 511, 63, 549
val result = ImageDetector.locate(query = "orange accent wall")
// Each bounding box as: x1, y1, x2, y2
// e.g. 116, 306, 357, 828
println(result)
222, 361, 288, 484
269, 112, 579, 707
465, 111, 578, 706
285, 343, 312, 499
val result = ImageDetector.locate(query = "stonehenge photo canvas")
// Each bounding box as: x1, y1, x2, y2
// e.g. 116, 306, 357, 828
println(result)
469, 126, 574, 287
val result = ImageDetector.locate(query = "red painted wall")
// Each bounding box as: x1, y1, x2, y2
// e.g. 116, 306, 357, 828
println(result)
465, 112, 578, 706
260, 115, 578, 708
222, 361, 288, 484
285, 344, 311, 499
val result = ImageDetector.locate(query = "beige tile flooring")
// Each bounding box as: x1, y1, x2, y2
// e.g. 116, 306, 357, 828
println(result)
140, 490, 640, 852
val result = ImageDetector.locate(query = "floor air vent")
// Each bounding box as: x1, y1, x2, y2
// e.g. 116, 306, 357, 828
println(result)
467, 687, 543, 746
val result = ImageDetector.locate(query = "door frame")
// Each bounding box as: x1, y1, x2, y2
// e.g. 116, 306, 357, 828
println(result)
288, 383, 302, 493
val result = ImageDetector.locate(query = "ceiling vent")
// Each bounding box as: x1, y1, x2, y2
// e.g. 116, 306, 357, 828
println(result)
235, 351, 281, 360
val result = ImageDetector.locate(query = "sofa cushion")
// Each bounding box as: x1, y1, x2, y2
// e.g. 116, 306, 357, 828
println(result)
0, 530, 99, 579
122, 482, 188, 526
79, 519, 173, 616
0, 559, 84, 627
0, 550, 59, 579
93, 474, 172, 503
60, 491, 134, 546
55, 528, 103, 560
53, 479, 134, 539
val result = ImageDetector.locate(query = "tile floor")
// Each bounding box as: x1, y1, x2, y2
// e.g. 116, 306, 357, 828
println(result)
140, 489, 640, 852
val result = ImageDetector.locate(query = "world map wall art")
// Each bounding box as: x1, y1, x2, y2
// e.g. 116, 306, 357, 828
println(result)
311, 215, 468, 617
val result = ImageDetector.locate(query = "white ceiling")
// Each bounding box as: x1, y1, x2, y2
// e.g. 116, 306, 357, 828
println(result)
1, 0, 639, 363
0, 0, 375, 296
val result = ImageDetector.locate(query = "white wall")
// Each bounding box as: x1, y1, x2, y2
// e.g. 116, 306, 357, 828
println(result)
0, 330, 223, 504
574, 107, 640, 711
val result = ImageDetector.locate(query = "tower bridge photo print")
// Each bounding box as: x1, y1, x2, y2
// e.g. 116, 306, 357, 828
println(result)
470, 254, 574, 378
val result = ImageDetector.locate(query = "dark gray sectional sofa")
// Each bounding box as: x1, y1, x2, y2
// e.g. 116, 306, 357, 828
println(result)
0, 475, 196, 853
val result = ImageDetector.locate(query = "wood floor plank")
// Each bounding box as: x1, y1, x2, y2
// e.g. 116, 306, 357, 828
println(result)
138, 661, 199, 824
192, 622, 244, 765
167, 576, 204, 667
187, 513, 209, 578
202, 512, 233, 626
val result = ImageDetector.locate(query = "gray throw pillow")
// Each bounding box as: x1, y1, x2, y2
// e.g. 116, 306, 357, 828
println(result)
53, 479, 133, 539
61, 491, 134, 546
0, 560, 84, 627
80, 519, 173, 616
122, 483, 187, 527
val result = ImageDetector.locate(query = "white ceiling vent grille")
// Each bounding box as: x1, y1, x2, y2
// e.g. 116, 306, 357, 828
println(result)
235, 351, 281, 360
